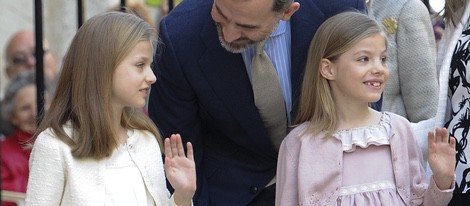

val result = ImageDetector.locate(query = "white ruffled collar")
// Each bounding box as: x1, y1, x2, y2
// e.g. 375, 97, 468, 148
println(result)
333, 112, 391, 152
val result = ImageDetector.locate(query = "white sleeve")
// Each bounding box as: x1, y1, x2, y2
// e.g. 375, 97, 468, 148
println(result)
25, 131, 66, 205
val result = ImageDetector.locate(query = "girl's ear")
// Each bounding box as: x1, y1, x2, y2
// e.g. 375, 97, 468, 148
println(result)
320, 58, 335, 80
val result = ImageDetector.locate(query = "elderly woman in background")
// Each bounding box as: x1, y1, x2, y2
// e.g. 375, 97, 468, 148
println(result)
1, 71, 48, 206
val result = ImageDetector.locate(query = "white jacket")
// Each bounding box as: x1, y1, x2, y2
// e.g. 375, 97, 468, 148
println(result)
25, 124, 175, 206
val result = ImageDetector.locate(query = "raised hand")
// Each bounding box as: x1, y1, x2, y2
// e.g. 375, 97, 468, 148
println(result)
427, 127, 456, 190
164, 134, 196, 206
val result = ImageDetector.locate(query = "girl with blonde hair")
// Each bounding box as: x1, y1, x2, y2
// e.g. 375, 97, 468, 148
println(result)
276, 11, 456, 206
25, 11, 196, 206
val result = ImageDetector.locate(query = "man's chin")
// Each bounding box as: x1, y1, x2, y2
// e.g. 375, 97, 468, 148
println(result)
218, 35, 254, 53
220, 42, 249, 53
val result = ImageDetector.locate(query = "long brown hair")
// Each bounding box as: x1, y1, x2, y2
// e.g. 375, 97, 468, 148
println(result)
35, 11, 161, 159
295, 11, 385, 136
443, 0, 467, 27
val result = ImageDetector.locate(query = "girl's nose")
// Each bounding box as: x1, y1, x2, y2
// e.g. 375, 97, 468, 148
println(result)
146, 67, 157, 84
372, 60, 387, 75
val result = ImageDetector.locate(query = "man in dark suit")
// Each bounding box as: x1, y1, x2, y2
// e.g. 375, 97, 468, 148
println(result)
148, 0, 366, 205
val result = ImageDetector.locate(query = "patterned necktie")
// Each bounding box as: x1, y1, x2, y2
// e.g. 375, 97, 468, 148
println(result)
251, 39, 287, 149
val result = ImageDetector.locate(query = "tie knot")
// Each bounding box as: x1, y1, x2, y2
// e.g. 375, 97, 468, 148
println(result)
255, 39, 268, 55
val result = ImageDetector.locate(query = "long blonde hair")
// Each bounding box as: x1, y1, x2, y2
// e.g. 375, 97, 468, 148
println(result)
35, 11, 161, 159
295, 11, 385, 136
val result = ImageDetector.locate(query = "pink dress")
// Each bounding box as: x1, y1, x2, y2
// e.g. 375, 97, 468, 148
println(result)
336, 113, 404, 205
275, 112, 453, 206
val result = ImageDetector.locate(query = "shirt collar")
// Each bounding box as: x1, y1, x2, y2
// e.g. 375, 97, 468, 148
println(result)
270, 20, 287, 37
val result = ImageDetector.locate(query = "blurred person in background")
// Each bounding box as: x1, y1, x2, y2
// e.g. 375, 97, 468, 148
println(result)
1, 71, 49, 206
1, 29, 58, 141
4, 29, 59, 80
3, 29, 60, 98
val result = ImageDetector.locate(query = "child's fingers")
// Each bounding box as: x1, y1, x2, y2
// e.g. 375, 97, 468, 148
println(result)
166, 134, 194, 160
449, 136, 456, 148
428, 128, 448, 144
439, 128, 448, 143
175, 134, 185, 157
186, 142, 194, 161
434, 128, 442, 143
164, 137, 173, 158
428, 130, 435, 146
171, 134, 179, 156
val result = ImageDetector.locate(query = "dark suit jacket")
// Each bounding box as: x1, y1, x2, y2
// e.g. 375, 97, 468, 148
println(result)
149, 0, 365, 205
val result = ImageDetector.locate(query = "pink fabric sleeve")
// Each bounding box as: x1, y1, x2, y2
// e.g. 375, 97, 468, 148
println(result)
275, 131, 301, 206
391, 114, 453, 206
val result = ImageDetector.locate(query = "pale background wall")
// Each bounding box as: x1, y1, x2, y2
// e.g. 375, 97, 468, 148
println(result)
0, 0, 162, 99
